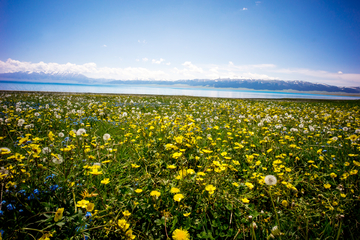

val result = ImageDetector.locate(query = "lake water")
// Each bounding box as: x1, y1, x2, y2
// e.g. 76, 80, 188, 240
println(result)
1, 81, 359, 100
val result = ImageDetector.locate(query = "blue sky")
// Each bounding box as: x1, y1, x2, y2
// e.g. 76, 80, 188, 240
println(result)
0, 0, 360, 86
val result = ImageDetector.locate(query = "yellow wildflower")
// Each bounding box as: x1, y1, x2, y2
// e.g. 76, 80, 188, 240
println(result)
101, 178, 110, 184
205, 184, 216, 195
172, 228, 190, 240
54, 208, 64, 222
174, 194, 185, 202
150, 190, 161, 198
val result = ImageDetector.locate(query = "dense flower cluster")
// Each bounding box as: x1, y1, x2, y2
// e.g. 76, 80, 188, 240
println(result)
0, 92, 359, 239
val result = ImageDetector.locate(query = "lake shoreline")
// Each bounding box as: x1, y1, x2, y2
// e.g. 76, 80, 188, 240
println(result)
2, 89, 360, 102
1, 80, 360, 97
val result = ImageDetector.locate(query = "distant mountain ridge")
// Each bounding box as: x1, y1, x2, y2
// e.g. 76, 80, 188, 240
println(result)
0, 71, 91, 82
1, 71, 360, 94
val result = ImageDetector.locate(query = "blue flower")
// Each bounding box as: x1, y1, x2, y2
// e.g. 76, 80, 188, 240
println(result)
27, 194, 35, 200
19, 209, 23, 213
18, 190, 26, 195
0, 210, 3, 216
45, 174, 56, 181
1, 200, 6, 205
85, 212, 92, 218
7, 204, 15, 211
33, 189, 40, 195
50, 185, 59, 191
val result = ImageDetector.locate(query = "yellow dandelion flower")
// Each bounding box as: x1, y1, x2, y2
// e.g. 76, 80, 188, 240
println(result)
174, 194, 184, 202
170, 187, 180, 194
150, 190, 161, 198
172, 228, 190, 240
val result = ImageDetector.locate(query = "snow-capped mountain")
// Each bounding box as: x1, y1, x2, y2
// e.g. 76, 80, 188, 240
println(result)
0, 71, 90, 82
1, 71, 360, 94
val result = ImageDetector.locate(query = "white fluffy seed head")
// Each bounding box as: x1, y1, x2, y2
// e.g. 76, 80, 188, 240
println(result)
103, 133, 111, 141
264, 175, 277, 186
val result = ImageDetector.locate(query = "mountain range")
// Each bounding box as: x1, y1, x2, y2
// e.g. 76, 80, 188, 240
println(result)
1, 71, 359, 94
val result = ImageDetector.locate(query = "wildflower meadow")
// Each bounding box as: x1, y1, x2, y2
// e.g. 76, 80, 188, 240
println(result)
0, 91, 359, 240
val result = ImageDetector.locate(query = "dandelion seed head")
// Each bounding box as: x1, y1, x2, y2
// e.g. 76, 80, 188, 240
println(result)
264, 175, 277, 186
103, 133, 111, 141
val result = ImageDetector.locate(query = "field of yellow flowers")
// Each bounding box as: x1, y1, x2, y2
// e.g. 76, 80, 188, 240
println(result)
0, 91, 359, 240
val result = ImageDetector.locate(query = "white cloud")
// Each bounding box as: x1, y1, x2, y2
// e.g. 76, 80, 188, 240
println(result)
142, 58, 148, 62
242, 8, 248, 10
135, 59, 140, 62
138, 40, 147, 44
210, 67, 219, 73
228, 63, 276, 71
182, 61, 203, 73
103, 44, 107, 47
229, 61, 234, 66
0, 58, 168, 80
1, 58, 359, 86
152, 58, 165, 64
256, 1, 261, 5
271, 68, 360, 86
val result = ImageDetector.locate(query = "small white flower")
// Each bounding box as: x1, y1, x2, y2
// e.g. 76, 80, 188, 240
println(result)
34, 112, 40, 117
103, 133, 111, 141
58, 132, 64, 137
264, 175, 277, 186
343, 127, 349, 131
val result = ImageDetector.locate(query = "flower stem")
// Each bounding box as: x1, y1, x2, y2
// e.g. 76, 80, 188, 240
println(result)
269, 187, 281, 240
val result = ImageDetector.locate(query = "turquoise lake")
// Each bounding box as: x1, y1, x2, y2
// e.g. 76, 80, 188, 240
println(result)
1, 81, 359, 100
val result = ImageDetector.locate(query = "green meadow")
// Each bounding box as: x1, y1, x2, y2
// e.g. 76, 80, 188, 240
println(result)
0, 91, 359, 240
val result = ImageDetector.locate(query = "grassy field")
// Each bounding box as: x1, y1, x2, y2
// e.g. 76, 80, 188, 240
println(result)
0, 91, 359, 240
